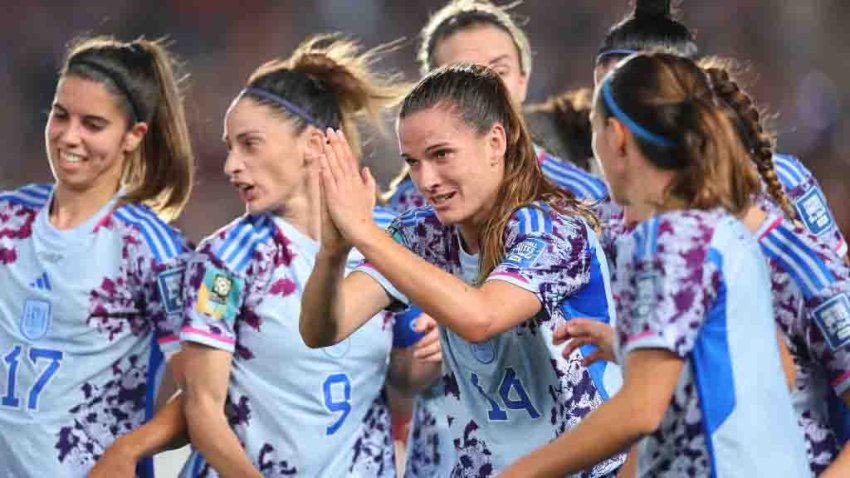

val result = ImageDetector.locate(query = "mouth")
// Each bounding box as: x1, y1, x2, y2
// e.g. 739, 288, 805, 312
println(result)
428, 191, 456, 207
58, 150, 87, 165
233, 181, 257, 202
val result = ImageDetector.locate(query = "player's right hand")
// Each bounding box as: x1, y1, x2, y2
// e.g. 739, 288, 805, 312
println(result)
553, 318, 617, 366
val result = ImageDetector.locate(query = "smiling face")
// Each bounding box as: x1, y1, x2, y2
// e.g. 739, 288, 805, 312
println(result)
223, 97, 322, 215
44, 75, 145, 197
397, 105, 505, 228
432, 23, 529, 105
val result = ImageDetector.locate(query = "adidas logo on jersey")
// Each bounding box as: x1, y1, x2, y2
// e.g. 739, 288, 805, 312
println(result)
29, 272, 52, 291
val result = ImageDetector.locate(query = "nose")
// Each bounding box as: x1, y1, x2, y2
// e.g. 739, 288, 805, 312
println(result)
414, 161, 440, 193
223, 150, 244, 177
55, 119, 82, 148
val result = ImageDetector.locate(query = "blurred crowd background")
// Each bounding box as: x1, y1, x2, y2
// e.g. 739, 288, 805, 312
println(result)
1, 0, 847, 242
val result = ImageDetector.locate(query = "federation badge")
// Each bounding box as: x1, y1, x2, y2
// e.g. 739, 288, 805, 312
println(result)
196, 266, 243, 325
20, 298, 51, 341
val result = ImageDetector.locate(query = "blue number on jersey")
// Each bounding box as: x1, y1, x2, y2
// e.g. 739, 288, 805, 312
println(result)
471, 367, 541, 421
323, 373, 352, 435
2, 344, 63, 411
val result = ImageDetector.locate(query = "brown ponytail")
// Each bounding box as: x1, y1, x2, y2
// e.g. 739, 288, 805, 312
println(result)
63, 36, 195, 221
244, 34, 408, 158
596, 52, 760, 215
524, 88, 594, 170
699, 58, 798, 221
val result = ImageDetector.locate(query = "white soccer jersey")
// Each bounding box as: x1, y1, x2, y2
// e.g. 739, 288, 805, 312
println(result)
179, 209, 399, 477
0, 183, 187, 477
614, 209, 810, 477
358, 203, 623, 477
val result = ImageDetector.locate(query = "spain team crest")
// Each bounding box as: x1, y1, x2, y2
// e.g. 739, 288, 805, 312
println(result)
20, 298, 51, 341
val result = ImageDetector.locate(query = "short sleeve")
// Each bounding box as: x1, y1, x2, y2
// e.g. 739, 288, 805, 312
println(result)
144, 253, 190, 357
808, 290, 850, 396
617, 215, 720, 359
179, 246, 248, 353
486, 206, 591, 312
354, 220, 412, 306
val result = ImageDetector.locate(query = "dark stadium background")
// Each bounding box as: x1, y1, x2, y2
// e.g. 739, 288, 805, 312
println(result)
1, 0, 847, 243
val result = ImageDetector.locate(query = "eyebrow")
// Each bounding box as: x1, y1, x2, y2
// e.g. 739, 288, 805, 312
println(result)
424, 142, 452, 154
52, 102, 110, 125
224, 130, 263, 142
488, 54, 512, 66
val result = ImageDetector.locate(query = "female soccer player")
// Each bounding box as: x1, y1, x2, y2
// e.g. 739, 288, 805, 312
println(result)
385, 0, 609, 214
502, 52, 810, 477
176, 36, 438, 477
301, 63, 623, 477
594, 0, 847, 258
0, 37, 194, 477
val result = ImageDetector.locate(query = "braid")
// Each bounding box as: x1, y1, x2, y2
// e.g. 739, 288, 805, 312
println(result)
702, 63, 798, 221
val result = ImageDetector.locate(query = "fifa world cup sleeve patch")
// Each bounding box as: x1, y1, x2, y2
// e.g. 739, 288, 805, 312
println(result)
813, 294, 850, 351
503, 238, 547, 268
195, 266, 244, 326
157, 267, 185, 315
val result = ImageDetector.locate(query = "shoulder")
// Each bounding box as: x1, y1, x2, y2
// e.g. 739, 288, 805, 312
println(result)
0, 183, 53, 211
537, 149, 608, 201
757, 214, 846, 298
772, 153, 814, 190
111, 202, 188, 264
505, 201, 591, 252
628, 209, 721, 263
195, 213, 278, 275
372, 206, 398, 230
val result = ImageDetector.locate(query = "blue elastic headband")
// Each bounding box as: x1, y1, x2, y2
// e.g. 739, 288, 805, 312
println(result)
596, 49, 639, 63
601, 79, 675, 148
242, 87, 327, 129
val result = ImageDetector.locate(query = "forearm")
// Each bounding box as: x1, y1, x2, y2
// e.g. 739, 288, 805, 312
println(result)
355, 227, 508, 342
506, 392, 647, 476
184, 395, 261, 478
300, 249, 350, 347
112, 394, 188, 460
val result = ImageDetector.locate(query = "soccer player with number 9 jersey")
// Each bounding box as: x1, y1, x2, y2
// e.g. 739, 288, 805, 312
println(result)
176, 36, 436, 477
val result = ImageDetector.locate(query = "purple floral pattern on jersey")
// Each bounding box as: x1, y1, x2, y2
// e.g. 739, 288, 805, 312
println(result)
370, 204, 620, 475
0, 201, 37, 264
56, 353, 148, 467
451, 421, 494, 477
614, 209, 724, 476
758, 215, 850, 474
406, 394, 445, 477
386, 177, 426, 214
350, 392, 394, 476
257, 444, 298, 476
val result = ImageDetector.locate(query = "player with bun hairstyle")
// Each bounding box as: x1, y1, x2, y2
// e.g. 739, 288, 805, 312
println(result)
175, 35, 437, 477
503, 52, 809, 477
594, 0, 846, 258
0, 36, 194, 477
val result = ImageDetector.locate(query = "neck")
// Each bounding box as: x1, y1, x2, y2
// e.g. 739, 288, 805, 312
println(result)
272, 184, 321, 243
50, 180, 120, 230
627, 167, 675, 222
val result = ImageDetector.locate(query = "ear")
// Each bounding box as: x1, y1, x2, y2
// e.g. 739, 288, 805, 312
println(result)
607, 117, 628, 157
303, 127, 326, 165
487, 122, 508, 167
122, 122, 148, 153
